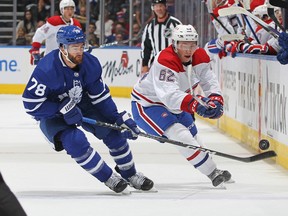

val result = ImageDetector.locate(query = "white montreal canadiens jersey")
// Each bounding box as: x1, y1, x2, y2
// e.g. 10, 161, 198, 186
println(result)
32, 16, 81, 55
132, 45, 222, 114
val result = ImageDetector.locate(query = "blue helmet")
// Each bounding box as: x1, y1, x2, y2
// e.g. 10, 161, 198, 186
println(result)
56, 25, 85, 46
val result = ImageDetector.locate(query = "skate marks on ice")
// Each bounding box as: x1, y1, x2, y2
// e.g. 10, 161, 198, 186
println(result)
15, 180, 288, 201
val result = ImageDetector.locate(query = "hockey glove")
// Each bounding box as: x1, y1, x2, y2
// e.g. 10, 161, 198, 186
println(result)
207, 94, 224, 119
277, 49, 288, 65
116, 111, 140, 140
188, 95, 217, 118
278, 32, 288, 50
59, 98, 83, 126
29, 42, 41, 65
218, 49, 227, 59
224, 40, 244, 58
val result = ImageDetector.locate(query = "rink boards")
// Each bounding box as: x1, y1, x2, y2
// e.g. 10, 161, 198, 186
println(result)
0, 46, 287, 169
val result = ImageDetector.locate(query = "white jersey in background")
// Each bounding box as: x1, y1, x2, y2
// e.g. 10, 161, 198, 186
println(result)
32, 16, 81, 55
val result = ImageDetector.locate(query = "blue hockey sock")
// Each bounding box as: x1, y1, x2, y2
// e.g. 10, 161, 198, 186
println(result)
61, 128, 113, 182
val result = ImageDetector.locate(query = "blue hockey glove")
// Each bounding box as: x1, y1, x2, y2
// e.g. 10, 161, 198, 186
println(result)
207, 94, 224, 119
59, 98, 82, 126
116, 111, 140, 140
277, 49, 288, 65
278, 32, 288, 50
29, 46, 41, 65
189, 95, 218, 118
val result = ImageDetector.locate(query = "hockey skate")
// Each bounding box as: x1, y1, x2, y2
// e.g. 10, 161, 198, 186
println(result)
104, 173, 129, 194
208, 168, 232, 187
127, 172, 155, 191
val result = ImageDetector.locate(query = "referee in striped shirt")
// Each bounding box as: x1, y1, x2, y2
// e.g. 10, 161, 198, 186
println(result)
141, 0, 182, 73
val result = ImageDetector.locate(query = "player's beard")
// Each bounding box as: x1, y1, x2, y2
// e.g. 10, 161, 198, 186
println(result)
68, 53, 83, 65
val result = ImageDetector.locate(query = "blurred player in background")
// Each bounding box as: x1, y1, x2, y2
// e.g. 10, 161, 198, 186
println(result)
29, 0, 81, 65
277, 31, 288, 65
22, 25, 154, 194
132, 24, 232, 187
0, 172, 27, 216
141, 0, 181, 74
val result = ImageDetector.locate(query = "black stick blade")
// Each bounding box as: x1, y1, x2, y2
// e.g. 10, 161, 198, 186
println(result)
248, 151, 277, 162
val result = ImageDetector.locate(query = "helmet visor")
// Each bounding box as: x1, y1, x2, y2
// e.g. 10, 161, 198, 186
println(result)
67, 43, 85, 54
176, 43, 198, 52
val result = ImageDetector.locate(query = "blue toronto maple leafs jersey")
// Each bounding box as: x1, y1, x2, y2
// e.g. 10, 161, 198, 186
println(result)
22, 49, 119, 122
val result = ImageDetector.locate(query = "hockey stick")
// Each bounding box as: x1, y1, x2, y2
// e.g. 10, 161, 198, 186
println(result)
234, 0, 261, 44
82, 117, 277, 163
267, 3, 285, 31
206, 0, 232, 34
218, 6, 280, 38
86, 33, 142, 52
220, 34, 245, 41
187, 64, 211, 109
270, 0, 288, 9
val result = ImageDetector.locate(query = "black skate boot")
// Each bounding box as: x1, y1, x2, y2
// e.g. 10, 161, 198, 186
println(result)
104, 173, 128, 193
208, 169, 232, 187
128, 172, 154, 191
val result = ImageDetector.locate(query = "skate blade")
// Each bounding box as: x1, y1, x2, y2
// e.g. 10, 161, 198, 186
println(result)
121, 188, 131, 195
225, 179, 235, 184
215, 182, 227, 190
131, 187, 158, 193
226, 179, 235, 184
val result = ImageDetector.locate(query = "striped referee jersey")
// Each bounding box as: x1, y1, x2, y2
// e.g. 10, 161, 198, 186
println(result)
141, 14, 182, 67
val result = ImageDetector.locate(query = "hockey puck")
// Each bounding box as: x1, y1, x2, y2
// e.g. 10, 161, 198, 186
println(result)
259, 139, 270, 150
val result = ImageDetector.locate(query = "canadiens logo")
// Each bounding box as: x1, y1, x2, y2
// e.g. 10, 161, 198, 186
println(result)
43, 26, 49, 34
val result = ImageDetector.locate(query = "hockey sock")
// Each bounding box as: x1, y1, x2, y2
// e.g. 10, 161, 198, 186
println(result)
103, 130, 136, 179
61, 128, 113, 182
164, 123, 216, 176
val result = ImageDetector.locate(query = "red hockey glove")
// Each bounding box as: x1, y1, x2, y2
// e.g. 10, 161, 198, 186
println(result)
29, 42, 41, 65
225, 40, 245, 58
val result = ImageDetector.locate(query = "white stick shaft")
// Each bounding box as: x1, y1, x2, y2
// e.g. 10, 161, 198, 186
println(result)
187, 65, 210, 109
218, 6, 280, 38
220, 34, 245, 41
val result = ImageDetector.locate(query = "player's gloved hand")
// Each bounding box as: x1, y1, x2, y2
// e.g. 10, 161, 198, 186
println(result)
241, 43, 262, 54
218, 49, 227, 59
29, 45, 41, 65
116, 111, 140, 140
277, 48, 288, 65
225, 40, 244, 58
59, 98, 82, 126
207, 94, 224, 119
188, 95, 217, 118
278, 32, 288, 50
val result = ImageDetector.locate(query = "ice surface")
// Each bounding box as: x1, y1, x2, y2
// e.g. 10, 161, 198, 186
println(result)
0, 95, 287, 216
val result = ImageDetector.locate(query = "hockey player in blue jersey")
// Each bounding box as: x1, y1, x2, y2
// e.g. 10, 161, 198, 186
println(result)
277, 31, 288, 65
22, 25, 154, 193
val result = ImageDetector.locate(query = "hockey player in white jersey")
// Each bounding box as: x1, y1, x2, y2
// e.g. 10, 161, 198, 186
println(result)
29, 0, 82, 65
131, 24, 232, 187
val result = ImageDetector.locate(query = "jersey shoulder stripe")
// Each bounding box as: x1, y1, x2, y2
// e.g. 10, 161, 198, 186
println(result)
47, 16, 66, 26
192, 48, 210, 66
47, 16, 82, 28
168, 15, 182, 24
158, 46, 185, 73
72, 18, 82, 28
